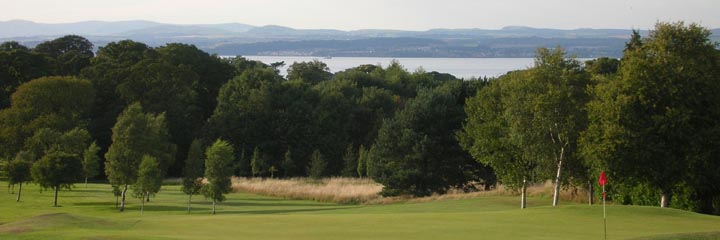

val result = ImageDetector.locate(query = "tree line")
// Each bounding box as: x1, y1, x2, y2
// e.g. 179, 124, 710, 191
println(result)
1, 22, 719, 215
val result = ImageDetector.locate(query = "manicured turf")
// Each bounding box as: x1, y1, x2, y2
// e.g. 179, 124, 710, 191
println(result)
1, 181, 719, 239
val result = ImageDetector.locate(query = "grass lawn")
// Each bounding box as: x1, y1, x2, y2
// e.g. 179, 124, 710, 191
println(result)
1, 181, 719, 239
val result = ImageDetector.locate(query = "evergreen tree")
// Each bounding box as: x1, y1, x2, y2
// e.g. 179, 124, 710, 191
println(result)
308, 150, 327, 179
341, 144, 358, 177
251, 146, 264, 177
357, 145, 367, 178
281, 148, 295, 178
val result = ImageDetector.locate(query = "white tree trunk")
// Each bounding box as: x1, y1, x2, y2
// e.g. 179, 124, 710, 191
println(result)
660, 193, 669, 208
85, 177, 88, 188
521, 178, 527, 209
120, 184, 128, 212
588, 181, 594, 205
552, 147, 565, 207
16, 182, 22, 202
212, 199, 217, 215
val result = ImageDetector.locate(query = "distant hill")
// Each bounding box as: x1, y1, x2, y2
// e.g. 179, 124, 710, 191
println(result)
0, 20, 717, 58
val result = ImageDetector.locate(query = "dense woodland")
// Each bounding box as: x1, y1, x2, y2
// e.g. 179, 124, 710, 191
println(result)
1, 22, 719, 215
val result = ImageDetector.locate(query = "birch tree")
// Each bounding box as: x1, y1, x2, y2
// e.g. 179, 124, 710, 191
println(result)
202, 139, 234, 215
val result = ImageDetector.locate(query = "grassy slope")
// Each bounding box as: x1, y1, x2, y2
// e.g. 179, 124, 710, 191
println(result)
0, 182, 718, 240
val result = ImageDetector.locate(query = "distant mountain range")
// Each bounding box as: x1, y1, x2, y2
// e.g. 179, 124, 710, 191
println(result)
1, 20, 718, 58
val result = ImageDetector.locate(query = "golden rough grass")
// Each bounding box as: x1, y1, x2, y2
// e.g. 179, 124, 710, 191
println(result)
231, 177, 383, 204
232, 177, 594, 205
368, 181, 594, 205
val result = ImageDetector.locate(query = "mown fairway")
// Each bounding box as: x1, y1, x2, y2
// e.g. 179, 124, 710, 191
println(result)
1, 181, 719, 240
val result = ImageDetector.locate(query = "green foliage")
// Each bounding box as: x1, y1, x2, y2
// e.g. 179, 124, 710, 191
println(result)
82, 142, 101, 182
104, 103, 175, 189
356, 145, 367, 177
585, 57, 620, 75
281, 148, 295, 178
32, 35, 94, 76
236, 148, 251, 177
251, 146, 264, 177
202, 139, 234, 203
0, 42, 51, 108
133, 155, 163, 199
370, 81, 482, 196
31, 152, 83, 205
341, 144, 358, 177
287, 60, 332, 84
182, 139, 204, 196
307, 150, 327, 179
0, 76, 94, 159
7, 158, 32, 185
580, 22, 720, 213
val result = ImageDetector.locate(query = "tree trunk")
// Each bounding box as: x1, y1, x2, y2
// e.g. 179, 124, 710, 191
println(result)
552, 147, 565, 207
85, 177, 88, 188
146, 192, 150, 202
187, 195, 192, 213
141, 192, 146, 216
120, 184, 128, 212
53, 186, 59, 207
521, 178, 527, 209
661, 193, 670, 208
16, 182, 22, 202
588, 181, 594, 205
212, 199, 216, 215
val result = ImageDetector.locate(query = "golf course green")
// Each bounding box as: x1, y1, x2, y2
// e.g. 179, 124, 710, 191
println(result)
1, 181, 718, 239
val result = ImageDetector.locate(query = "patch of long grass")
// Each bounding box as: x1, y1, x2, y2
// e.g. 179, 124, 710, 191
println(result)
231, 177, 383, 204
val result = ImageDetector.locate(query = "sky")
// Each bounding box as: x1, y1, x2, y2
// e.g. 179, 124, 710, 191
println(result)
2, 0, 719, 30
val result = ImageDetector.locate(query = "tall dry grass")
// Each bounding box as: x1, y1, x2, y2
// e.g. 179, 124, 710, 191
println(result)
231, 177, 383, 204
232, 177, 594, 205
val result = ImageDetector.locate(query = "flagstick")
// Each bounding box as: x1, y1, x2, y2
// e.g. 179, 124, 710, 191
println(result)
603, 184, 606, 240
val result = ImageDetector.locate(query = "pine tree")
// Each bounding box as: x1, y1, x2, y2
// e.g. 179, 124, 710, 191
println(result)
251, 146, 264, 177
281, 148, 295, 178
308, 150, 327, 180
342, 144, 358, 177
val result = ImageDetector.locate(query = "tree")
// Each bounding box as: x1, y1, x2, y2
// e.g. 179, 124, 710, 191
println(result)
0, 76, 95, 159
341, 144, 358, 177
459, 74, 546, 208
7, 157, 32, 202
370, 81, 483, 197
251, 146, 264, 177
236, 148, 251, 177
133, 155, 163, 216
182, 139, 204, 213
33, 35, 94, 76
521, 48, 590, 206
287, 60, 333, 84
308, 150, 327, 180
202, 139, 234, 215
281, 148, 295, 178
105, 103, 175, 212
82, 142, 101, 187
357, 145, 367, 177
31, 152, 83, 207
581, 22, 720, 211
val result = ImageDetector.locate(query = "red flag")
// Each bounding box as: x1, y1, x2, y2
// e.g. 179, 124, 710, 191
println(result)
598, 171, 607, 186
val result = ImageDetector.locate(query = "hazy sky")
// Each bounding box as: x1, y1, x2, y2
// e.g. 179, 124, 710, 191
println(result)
3, 0, 719, 30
